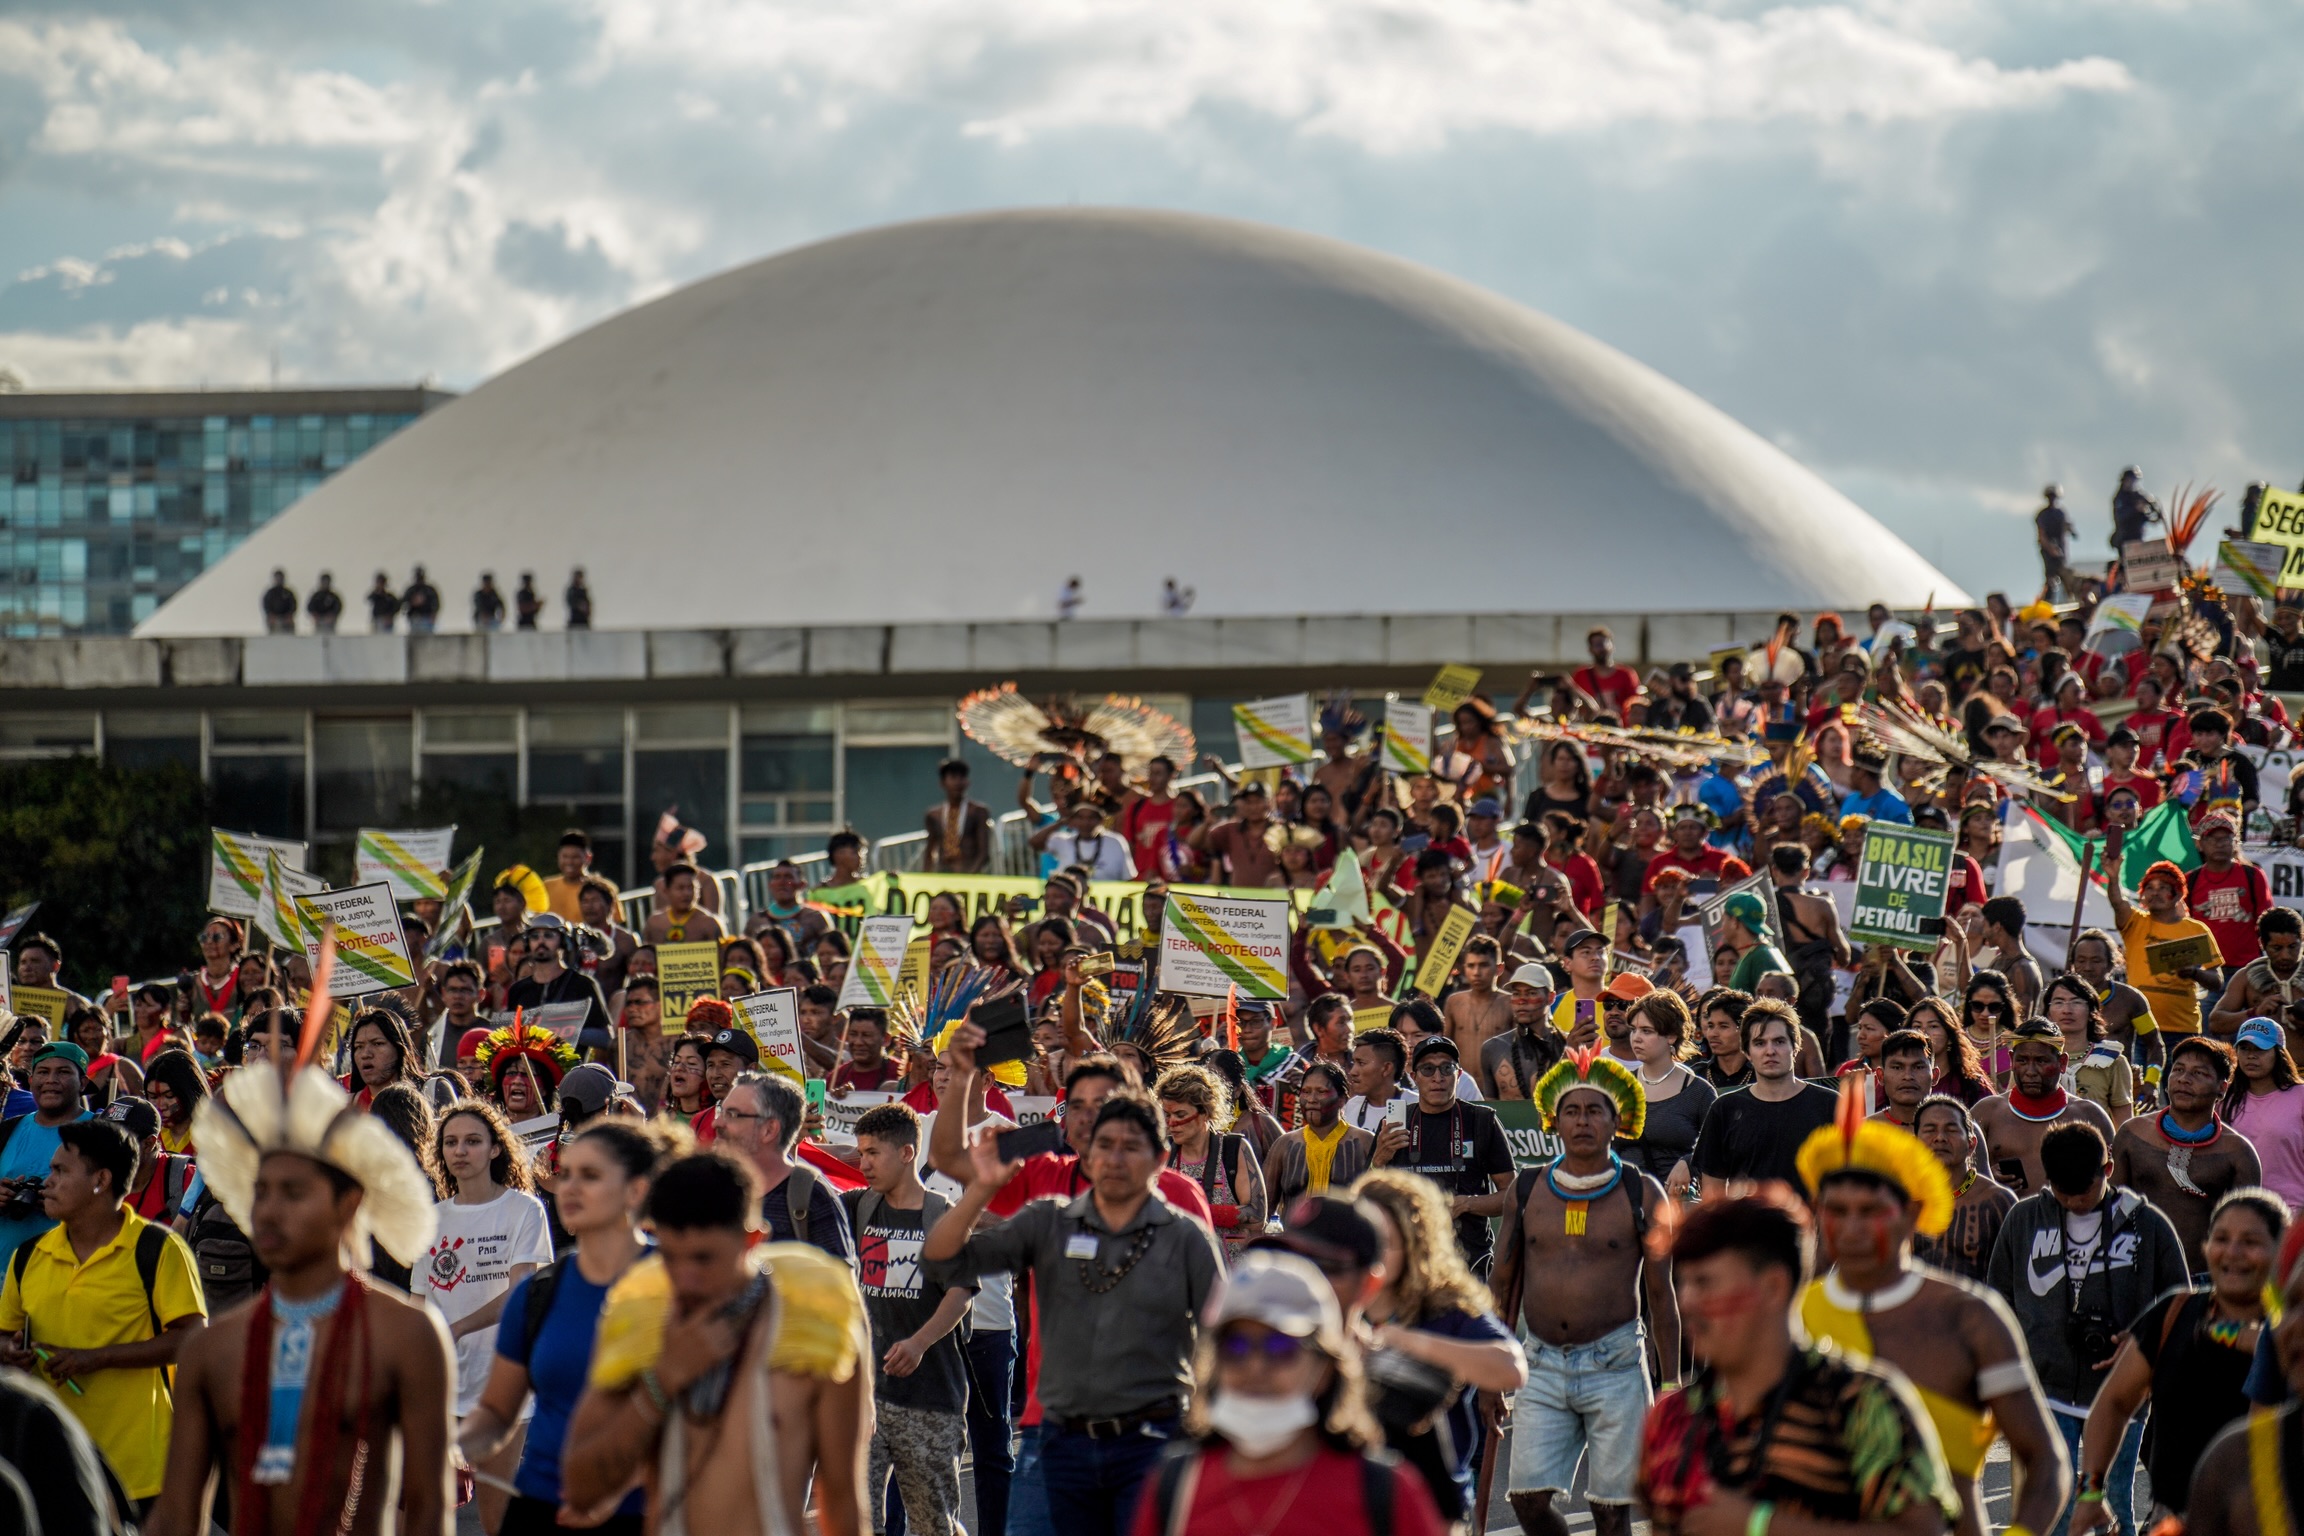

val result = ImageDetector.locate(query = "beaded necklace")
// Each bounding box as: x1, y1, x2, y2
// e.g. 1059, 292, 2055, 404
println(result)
1546, 1153, 1624, 1236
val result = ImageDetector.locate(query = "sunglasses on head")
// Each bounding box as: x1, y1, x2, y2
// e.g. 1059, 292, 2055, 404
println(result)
1217, 1330, 1308, 1363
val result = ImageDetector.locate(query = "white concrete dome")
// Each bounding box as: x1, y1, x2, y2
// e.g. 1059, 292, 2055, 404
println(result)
143, 207, 1968, 637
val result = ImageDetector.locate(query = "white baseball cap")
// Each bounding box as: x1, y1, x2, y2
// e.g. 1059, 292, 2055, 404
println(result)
1506, 963, 1556, 993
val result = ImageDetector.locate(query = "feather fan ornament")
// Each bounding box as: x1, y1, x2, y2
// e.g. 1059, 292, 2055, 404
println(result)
920, 964, 1028, 1087
958, 685, 1195, 775
1109, 985, 1202, 1076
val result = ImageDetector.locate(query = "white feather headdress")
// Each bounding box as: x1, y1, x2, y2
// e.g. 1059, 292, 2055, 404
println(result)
192, 1061, 439, 1267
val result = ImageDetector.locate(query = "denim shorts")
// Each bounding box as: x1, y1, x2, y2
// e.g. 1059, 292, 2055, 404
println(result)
1507, 1319, 1651, 1505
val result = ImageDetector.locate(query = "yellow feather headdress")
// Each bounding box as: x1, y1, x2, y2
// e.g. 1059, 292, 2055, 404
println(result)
1795, 1079, 1953, 1237
1531, 1046, 1646, 1140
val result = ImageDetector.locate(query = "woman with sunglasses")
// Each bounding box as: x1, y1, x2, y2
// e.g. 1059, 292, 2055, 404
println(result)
1127, 1250, 1447, 1536
188, 916, 246, 1016
1960, 970, 2018, 1090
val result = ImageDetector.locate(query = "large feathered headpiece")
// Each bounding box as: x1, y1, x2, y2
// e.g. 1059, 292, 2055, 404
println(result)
906, 964, 1027, 1087
1531, 1045, 1646, 1139
474, 1016, 579, 1088
958, 685, 1196, 774
1795, 1079, 1953, 1236
1107, 986, 1202, 1077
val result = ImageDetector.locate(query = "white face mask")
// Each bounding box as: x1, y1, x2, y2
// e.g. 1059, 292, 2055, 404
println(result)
1205, 1391, 1319, 1459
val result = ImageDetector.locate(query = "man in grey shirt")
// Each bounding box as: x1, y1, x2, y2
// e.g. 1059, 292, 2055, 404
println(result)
925, 1086, 1223, 1536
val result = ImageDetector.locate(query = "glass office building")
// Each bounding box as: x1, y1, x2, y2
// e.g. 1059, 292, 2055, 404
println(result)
0, 387, 450, 635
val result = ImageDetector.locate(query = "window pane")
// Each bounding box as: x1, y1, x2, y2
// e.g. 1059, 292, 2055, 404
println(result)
527, 709, 623, 748
844, 703, 951, 741
212, 755, 303, 839
109, 734, 199, 773
313, 718, 413, 832
842, 744, 947, 841
419, 752, 516, 799
740, 704, 834, 735
529, 747, 622, 800
635, 749, 728, 866
213, 711, 305, 748
741, 731, 834, 795
421, 711, 516, 747
634, 706, 727, 745
0, 712, 95, 750
105, 710, 201, 739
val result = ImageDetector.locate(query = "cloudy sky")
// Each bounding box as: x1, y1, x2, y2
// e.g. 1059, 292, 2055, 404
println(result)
0, 0, 2295, 594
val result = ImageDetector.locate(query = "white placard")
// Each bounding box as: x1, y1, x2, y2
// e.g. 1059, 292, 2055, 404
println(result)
491, 1002, 591, 1045
254, 850, 325, 951
1231, 695, 1318, 770
355, 826, 458, 901
293, 882, 417, 997
821, 1089, 898, 1140
737, 987, 805, 1081
208, 829, 308, 918
1006, 1094, 1059, 1127
1380, 700, 1434, 775
836, 916, 915, 1008
1159, 892, 1292, 1000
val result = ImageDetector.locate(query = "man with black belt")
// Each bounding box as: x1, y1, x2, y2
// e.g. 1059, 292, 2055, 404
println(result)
925, 1087, 1223, 1536
1373, 1035, 1516, 1271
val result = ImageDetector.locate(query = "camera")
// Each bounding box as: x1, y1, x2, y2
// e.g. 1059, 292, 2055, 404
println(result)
0, 1177, 44, 1220
2067, 1306, 2121, 1373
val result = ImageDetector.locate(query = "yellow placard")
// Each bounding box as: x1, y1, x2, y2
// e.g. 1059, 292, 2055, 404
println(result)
2250, 486, 2304, 587
898, 932, 933, 1005
1411, 903, 1480, 998
1352, 1001, 1397, 1034
1422, 665, 1484, 713
656, 941, 721, 1028
7, 986, 68, 1029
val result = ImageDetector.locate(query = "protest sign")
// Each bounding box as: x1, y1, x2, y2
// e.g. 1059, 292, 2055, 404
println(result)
1849, 825, 1955, 949
655, 941, 721, 1027
1381, 700, 1434, 775
2249, 486, 2304, 587
2257, 847, 2304, 910
1161, 893, 1290, 1000
0, 902, 37, 951
2085, 592, 2153, 643
1007, 1095, 1059, 1127
8, 986, 68, 1029
426, 848, 487, 959
737, 987, 806, 1081
821, 1089, 897, 1140
1411, 903, 1479, 998
492, 1002, 590, 1046
509, 1113, 563, 1154
1231, 695, 1318, 769
2121, 538, 2181, 593
1697, 874, 1771, 969
898, 931, 933, 1006
1486, 1098, 1564, 1169
355, 827, 457, 901
292, 883, 416, 996
255, 850, 325, 952
2215, 540, 2285, 601
1422, 666, 1483, 713
2145, 933, 2219, 974
838, 916, 916, 1008
209, 830, 308, 919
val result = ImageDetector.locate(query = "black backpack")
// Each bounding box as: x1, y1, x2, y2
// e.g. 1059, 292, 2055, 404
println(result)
13, 1222, 174, 1399
1510, 1161, 1648, 1246
186, 1186, 268, 1312
1148, 1439, 1397, 1536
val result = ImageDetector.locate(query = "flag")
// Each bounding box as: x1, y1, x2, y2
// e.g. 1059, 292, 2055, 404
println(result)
2026, 800, 2199, 895
254, 850, 322, 951
1996, 807, 2116, 931
427, 847, 486, 960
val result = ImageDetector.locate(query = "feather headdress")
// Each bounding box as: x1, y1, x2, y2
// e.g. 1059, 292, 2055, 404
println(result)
1859, 699, 2074, 802
1794, 1079, 1953, 1237
474, 1015, 579, 1088
1531, 1045, 1646, 1139
1107, 985, 1202, 1076
914, 964, 1028, 1087
191, 933, 437, 1265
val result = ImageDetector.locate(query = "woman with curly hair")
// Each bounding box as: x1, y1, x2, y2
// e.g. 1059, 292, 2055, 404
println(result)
1156, 1061, 1268, 1254
1350, 1170, 1527, 1524
364, 1082, 447, 1291
423, 1097, 555, 1525
1910, 996, 1995, 1107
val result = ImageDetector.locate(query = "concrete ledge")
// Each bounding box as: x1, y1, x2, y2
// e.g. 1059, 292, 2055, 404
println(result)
162, 639, 240, 687
1051, 620, 1136, 671
968, 623, 1055, 672
648, 630, 729, 679
888, 625, 972, 673
731, 628, 805, 675
0, 637, 164, 689
245, 634, 408, 686
410, 633, 487, 684
806, 627, 886, 675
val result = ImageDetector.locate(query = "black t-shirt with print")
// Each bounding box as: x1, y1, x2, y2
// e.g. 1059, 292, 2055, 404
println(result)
1395, 1099, 1515, 1267
2270, 634, 2304, 693
840, 1188, 974, 1412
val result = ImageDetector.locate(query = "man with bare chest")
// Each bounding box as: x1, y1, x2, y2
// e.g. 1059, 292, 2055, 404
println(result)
1795, 1110, 2065, 1536
1909, 1096, 2014, 1285
147, 1062, 454, 1536
1444, 936, 1515, 1092
1970, 1022, 2115, 1196
1488, 1048, 1677, 1536
2110, 1034, 2263, 1272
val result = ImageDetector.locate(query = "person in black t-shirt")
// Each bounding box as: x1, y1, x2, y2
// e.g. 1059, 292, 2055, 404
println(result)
1690, 999, 1837, 1192
260, 568, 298, 632
1371, 1035, 1515, 1270
2266, 602, 2304, 692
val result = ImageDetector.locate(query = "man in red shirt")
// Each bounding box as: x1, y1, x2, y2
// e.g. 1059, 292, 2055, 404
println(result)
1642, 805, 1752, 893
2094, 727, 2162, 818
2030, 673, 2106, 767
2124, 676, 2181, 770
2186, 810, 2272, 970
1571, 626, 1643, 721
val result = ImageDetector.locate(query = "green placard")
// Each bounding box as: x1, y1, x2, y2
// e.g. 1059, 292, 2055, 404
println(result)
1850, 824, 1955, 950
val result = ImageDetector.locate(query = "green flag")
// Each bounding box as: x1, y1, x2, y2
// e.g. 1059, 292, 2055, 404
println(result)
2032, 800, 2199, 892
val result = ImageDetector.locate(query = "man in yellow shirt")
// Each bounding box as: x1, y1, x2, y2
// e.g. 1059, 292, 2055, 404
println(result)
2104, 827, 2223, 1038
539, 828, 594, 923
0, 1117, 206, 1503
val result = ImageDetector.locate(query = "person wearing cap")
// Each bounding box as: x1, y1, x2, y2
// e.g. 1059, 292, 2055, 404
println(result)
1487, 962, 1566, 1100
1233, 999, 1292, 1087
1840, 748, 1912, 826
505, 910, 614, 1047
2182, 707, 2260, 824
557, 1062, 628, 1133
1547, 925, 1610, 1046
1596, 971, 1654, 1068
1377, 1035, 1514, 1271
1795, 1109, 2063, 1536
0, 1040, 92, 1273
2225, 1014, 2304, 1208
105, 1094, 195, 1224
1970, 1019, 2120, 1199
2186, 809, 2273, 971
1464, 795, 1508, 873
2109, 1035, 2263, 1274
1642, 804, 1752, 898
1719, 890, 1791, 995
1492, 1047, 1677, 1536
2104, 817, 2225, 1040
1127, 1249, 1448, 1536
1645, 661, 1715, 734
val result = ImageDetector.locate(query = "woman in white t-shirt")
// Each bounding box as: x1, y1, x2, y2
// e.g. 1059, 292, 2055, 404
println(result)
420, 1099, 554, 1529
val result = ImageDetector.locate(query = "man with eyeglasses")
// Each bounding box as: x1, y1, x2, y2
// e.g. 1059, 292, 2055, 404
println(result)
1385, 1036, 1515, 1271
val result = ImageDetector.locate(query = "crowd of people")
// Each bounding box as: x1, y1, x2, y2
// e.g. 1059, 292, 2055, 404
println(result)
11, 496, 2304, 1536
260, 566, 595, 633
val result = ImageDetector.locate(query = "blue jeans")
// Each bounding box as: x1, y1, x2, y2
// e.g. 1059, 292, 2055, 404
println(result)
2050, 1407, 2142, 1536
967, 1329, 1018, 1536
1038, 1418, 1181, 1536
1510, 1320, 1651, 1505
1007, 1424, 1051, 1536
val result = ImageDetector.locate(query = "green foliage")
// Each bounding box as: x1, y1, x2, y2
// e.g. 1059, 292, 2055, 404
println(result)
0, 755, 213, 994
